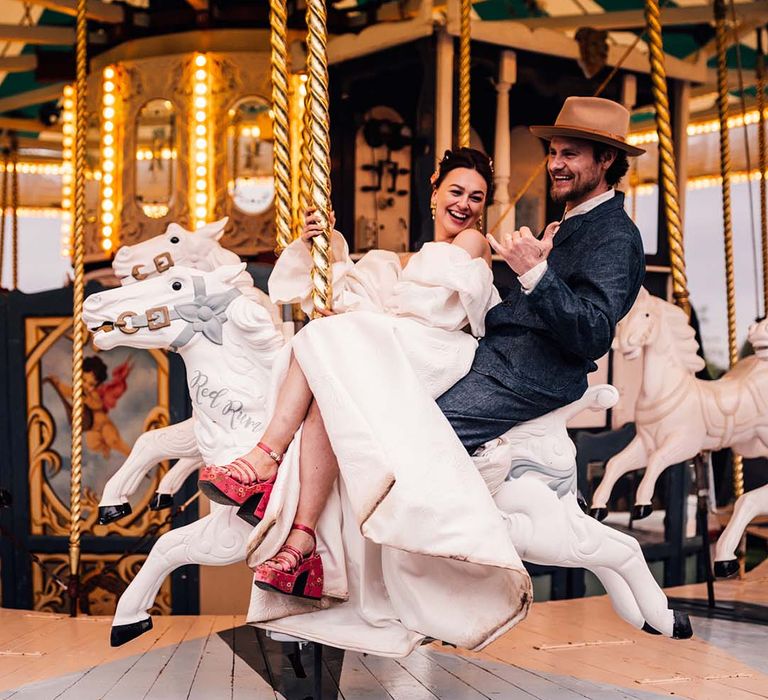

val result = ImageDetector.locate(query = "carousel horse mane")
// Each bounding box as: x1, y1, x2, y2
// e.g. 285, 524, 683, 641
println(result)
649, 293, 705, 373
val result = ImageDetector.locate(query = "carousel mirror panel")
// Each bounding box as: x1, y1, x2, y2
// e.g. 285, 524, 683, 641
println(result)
135, 99, 178, 220
227, 96, 275, 216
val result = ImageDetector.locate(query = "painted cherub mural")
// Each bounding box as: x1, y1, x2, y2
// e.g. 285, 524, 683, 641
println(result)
45, 355, 134, 458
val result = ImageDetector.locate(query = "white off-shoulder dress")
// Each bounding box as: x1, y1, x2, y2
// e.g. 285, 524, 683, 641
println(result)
245, 233, 531, 657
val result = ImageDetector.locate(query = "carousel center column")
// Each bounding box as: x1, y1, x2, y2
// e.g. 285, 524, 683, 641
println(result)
488, 50, 515, 234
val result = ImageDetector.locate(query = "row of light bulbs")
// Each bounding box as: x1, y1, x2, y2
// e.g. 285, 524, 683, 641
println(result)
629, 168, 766, 196
191, 53, 210, 230
60, 85, 75, 258
99, 66, 118, 252
628, 108, 768, 146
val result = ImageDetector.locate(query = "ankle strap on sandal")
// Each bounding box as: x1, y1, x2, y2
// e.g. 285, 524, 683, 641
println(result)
291, 523, 316, 542
256, 441, 283, 465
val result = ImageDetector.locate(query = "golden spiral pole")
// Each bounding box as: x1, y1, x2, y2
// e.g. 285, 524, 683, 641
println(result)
10, 135, 18, 290
68, 0, 88, 616
270, 0, 293, 254
757, 30, 767, 313
458, 0, 471, 148
299, 81, 313, 237
644, 0, 690, 316
0, 148, 7, 287
306, 0, 332, 315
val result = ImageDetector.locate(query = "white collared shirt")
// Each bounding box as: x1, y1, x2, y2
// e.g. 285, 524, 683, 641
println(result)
517, 188, 616, 293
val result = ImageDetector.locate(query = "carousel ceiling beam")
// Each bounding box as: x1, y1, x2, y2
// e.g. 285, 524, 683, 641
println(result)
0, 24, 74, 45
0, 83, 66, 114
0, 55, 38, 73
0, 116, 61, 133
508, 2, 768, 31
20, 0, 124, 23
696, 17, 765, 60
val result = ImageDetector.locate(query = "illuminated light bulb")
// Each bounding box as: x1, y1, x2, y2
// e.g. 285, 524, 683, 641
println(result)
63, 149, 73, 160
64, 85, 74, 96
102, 200, 114, 212
195, 137, 207, 150
62, 198, 72, 209
102, 225, 113, 236
102, 212, 114, 224
104, 122, 114, 132
196, 192, 207, 204
195, 124, 206, 136
196, 179, 206, 191
252, 126, 261, 139
102, 238, 114, 251
195, 54, 207, 67
196, 165, 206, 177
195, 69, 207, 81
195, 151, 207, 164
194, 96, 207, 109
103, 161, 115, 172
63, 123, 74, 135
104, 134, 114, 146
103, 106, 115, 119
195, 207, 207, 219
195, 110, 206, 123
103, 146, 115, 159
103, 81, 115, 94
194, 82, 207, 95
104, 67, 115, 80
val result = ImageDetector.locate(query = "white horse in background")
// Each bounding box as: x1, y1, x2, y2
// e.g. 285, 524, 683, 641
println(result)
98, 219, 282, 523
84, 263, 284, 646
714, 319, 768, 577
84, 267, 691, 646
590, 288, 768, 520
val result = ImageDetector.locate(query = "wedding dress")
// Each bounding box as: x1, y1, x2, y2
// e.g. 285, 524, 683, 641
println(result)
245, 233, 531, 657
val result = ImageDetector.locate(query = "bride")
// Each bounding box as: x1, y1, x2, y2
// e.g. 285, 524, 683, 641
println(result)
200, 148, 533, 655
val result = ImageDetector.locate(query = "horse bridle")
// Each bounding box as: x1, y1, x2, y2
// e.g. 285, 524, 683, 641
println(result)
131, 251, 174, 280
109, 276, 242, 352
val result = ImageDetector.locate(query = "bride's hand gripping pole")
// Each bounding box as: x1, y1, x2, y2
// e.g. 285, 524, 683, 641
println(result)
306, 0, 333, 318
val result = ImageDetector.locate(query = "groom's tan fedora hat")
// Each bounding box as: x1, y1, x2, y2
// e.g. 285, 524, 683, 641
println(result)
530, 96, 645, 157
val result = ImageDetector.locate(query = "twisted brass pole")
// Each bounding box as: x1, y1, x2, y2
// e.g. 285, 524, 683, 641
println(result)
458, 0, 471, 148
306, 0, 332, 315
0, 149, 7, 287
645, 0, 690, 316
757, 30, 767, 314
714, 0, 744, 508
288, 73, 307, 242
299, 81, 312, 236
270, 0, 292, 254
69, 0, 88, 615
10, 136, 18, 290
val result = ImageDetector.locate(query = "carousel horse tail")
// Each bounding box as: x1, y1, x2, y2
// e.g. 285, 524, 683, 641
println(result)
252, 523, 324, 600
198, 441, 281, 526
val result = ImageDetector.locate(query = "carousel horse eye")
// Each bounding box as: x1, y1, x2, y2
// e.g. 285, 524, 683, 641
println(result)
170, 236, 180, 244
172, 281, 182, 291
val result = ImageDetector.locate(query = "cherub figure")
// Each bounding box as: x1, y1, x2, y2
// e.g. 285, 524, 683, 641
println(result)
46, 355, 133, 458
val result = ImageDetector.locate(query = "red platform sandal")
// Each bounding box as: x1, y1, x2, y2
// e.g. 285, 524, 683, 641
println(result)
252, 524, 324, 600
198, 442, 282, 526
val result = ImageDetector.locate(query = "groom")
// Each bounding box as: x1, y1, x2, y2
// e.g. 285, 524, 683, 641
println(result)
437, 96, 646, 452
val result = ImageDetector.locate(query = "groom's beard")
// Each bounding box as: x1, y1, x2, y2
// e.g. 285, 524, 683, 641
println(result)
549, 171, 602, 205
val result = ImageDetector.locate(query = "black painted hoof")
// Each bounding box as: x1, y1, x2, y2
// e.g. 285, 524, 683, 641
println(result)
576, 490, 589, 514
590, 507, 608, 522
98, 502, 132, 525
672, 610, 693, 639
641, 622, 662, 635
632, 503, 653, 520
149, 493, 174, 511
110, 617, 152, 647
714, 559, 739, 579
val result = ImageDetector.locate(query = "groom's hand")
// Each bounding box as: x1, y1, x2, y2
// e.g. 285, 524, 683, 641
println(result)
487, 222, 559, 275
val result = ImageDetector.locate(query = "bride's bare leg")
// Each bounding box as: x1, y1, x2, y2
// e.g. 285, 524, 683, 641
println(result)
231, 352, 312, 483
269, 398, 339, 567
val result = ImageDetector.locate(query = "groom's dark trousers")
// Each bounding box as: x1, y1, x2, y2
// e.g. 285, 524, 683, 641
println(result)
437, 192, 645, 453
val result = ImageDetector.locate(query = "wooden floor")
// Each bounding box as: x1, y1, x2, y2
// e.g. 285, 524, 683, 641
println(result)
1, 562, 766, 700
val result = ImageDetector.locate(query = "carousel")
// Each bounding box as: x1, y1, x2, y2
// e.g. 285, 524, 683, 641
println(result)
0, 1, 767, 698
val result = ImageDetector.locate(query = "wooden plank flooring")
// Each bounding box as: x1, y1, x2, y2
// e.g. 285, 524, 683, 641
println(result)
0, 564, 765, 699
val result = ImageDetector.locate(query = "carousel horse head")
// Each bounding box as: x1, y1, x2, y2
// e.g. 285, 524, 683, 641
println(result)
84, 263, 276, 354
614, 287, 705, 373
112, 218, 238, 284
748, 318, 768, 360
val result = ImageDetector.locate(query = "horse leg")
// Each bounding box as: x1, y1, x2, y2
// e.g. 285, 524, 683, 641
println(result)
714, 484, 768, 578
633, 440, 692, 519
150, 456, 204, 511
590, 435, 647, 519
99, 418, 199, 524
110, 503, 252, 646
587, 565, 645, 631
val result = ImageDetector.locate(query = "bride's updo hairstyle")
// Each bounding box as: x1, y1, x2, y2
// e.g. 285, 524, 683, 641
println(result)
431, 148, 494, 203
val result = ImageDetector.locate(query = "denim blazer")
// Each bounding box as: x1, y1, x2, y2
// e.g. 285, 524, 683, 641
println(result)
473, 191, 645, 403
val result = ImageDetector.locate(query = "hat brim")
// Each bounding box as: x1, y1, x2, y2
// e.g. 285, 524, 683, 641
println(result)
530, 125, 645, 157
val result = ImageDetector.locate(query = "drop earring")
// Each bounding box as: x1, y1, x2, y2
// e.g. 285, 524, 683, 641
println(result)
430, 202, 436, 220
477, 214, 484, 231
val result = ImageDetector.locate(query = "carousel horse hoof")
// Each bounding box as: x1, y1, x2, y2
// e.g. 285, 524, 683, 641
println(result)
576, 490, 589, 514
253, 524, 324, 600
632, 503, 653, 520
149, 493, 174, 511
641, 622, 662, 635
98, 502, 132, 525
110, 617, 153, 647
590, 507, 608, 522
672, 610, 693, 640
714, 559, 739, 579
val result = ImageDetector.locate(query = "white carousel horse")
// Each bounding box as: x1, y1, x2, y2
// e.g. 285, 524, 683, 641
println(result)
590, 288, 768, 520
714, 318, 768, 577
83, 263, 284, 645
97, 218, 281, 524
83, 267, 691, 646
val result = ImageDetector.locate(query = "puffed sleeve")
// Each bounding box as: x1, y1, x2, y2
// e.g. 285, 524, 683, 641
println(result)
268, 230, 402, 315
